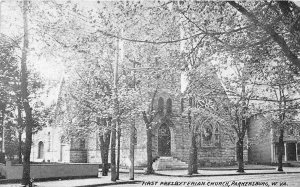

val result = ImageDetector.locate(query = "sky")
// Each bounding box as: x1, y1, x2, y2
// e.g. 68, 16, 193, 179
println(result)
1, 0, 64, 81
293, 0, 300, 6
1, 0, 300, 81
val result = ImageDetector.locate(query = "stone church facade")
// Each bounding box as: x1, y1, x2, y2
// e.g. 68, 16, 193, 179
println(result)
30, 77, 245, 167
116, 89, 241, 167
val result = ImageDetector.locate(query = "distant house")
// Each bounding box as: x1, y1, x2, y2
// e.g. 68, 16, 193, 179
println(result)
248, 115, 300, 164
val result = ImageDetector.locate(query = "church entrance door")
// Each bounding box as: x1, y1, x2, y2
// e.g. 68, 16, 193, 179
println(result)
158, 124, 171, 156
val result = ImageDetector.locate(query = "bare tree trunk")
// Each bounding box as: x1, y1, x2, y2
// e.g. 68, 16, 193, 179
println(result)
188, 128, 197, 175
142, 111, 154, 174
236, 137, 244, 172
17, 104, 23, 164
110, 117, 117, 181
146, 123, 153, 174
21, 0, 34, 186
141, 88, 157, 175
129, 120, 135, 180
22, 107, 33, 186
18, 131, 22, 164
116, 122, 121, 180
111, 37, 119, 182
1, 109, 5, 157
192, 134, 198, 174
129, 61, 136, 180
104, 131, 110, 175
99, 127, 111, 176
0, 109, 5, 163
277, 129, 284, 171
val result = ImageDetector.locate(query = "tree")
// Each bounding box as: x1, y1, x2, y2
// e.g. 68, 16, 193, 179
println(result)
0, 10, 46, 166
97, 117, 111, 176
44, 16, 136, 179
141, 88, 157, 175
21, 0, 35, 185
227, 1, 300, 71
31, 0, 183, 178
166, 1, 299, 76
0, 35, 19, 162
253, 58, 300, 171
219, 55, 256, 173
184, 47, 276, 173
14, 0, 300, 177
130, 44, 180, 174
181, 59, 232, 175
168, 1, 297, 173
4, 121, 19, 160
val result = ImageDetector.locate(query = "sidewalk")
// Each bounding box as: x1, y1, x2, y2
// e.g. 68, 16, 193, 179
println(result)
154, 167, 300, 177
0, 175, 140, 187
1, 166, 300, 187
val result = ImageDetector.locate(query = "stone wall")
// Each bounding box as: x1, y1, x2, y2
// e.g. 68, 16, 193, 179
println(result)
70, 150, 87, 163
0, 161, 98, 180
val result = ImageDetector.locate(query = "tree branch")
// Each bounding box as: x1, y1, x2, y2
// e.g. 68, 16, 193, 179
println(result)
227, 1, 300, 70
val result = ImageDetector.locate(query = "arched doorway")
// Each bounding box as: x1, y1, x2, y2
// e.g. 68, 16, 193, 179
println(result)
158, 124, 171, 156
38, 141, 44, 159
60, 136, 68, 162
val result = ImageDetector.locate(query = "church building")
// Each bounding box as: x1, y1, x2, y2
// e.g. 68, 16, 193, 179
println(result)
30, 68, 247, 169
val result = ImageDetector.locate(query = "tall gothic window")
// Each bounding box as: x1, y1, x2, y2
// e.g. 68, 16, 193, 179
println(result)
158, 97, 164, 116
38, 141, 44, 159
202, 124, 213, 145
166, 98, 172, 114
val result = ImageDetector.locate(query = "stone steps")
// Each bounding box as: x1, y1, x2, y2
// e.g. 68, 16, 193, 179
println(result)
153, 157, 188, 170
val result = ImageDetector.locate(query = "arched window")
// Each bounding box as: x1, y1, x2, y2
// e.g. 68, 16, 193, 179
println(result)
199, 122, 221, 147
38, 141, 44, 159
158, 97, 164, 115
202, 124, 213, 145
166, 98, 172, 114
